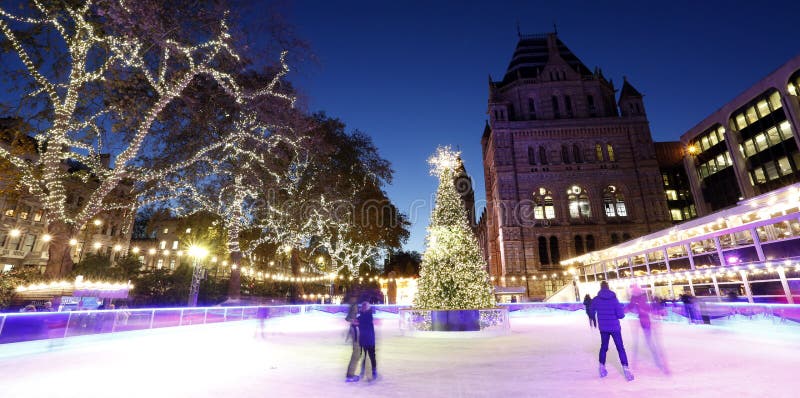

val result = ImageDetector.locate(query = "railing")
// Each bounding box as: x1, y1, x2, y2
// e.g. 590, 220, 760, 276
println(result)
2, 302, 798, 347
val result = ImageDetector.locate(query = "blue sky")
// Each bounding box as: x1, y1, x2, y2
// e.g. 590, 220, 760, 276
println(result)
273, 0, 800, 253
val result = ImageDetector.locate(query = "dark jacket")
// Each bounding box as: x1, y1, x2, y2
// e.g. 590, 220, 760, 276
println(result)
583, 296, 592, 311
357, 310, 375, 347
591, 288, 625, 332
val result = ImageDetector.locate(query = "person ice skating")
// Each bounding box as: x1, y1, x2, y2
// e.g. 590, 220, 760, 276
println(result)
583, 294, 596, 328
591, 281, 633, 381
627, 285, 668, 374
255, 306, 268, 339
357, 301, 377, 381
679, 293, 696, 324
344, 294, 361, 382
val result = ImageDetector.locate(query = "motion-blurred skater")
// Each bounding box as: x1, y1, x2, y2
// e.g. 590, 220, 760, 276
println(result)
627, 285, 669, 374
583, 294, 596, 329
357, 301, 377, 382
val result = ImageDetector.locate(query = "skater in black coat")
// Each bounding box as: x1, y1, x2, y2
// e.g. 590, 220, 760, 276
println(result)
583, 294, 596, 328
357, 301, 377, 381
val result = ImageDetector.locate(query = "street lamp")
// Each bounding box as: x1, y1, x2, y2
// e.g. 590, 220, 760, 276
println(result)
187, 245, 208, 307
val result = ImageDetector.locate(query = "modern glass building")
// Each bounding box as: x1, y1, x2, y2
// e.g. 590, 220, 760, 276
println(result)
682, 55, 800, 215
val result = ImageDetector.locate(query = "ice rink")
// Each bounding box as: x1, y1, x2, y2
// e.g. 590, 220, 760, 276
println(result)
1, 310, 797, 398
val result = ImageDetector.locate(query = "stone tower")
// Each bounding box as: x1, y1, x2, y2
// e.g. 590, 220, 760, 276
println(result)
479, 32, 672, 300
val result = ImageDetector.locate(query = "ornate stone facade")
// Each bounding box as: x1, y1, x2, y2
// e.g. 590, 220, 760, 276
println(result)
479, 33, 672, 300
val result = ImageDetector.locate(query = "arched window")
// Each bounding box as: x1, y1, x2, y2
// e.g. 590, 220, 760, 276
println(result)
586, 235, 595, 252
574, 235, 584, 255
611, 233, 620, 244
595, 144, 603, 162
539, 146, 548, 165
567, 185, 591, 219
606, 144, 615, 162
622, 233, 631, 241
528, 147, 536, 165
549, 236, 560, 264
532, 188, 555, 219
562, 145, 571, 164
528, 97, 536, 119
538, 237, 550, 265
603, 185, 627, 217
552, 96, 560, 118
573, 144, 583, 163
565, 95, 573, 117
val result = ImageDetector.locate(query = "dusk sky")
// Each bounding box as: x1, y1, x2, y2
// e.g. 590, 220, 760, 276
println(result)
264, 0, 800, 253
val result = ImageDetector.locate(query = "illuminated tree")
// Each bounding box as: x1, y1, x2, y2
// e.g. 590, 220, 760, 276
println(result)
0, 1, 293, 277
414, 146, 494, 310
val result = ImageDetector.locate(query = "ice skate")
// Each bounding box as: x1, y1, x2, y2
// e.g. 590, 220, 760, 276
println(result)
623, 366, 634, 381
345, 375, 360, 383
598, 364, 608, 378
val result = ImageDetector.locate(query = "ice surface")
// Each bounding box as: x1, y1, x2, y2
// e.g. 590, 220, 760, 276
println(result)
0, 310, 798, 398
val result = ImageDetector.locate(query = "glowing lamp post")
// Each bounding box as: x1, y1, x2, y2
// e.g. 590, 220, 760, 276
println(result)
187, 245, 209, 307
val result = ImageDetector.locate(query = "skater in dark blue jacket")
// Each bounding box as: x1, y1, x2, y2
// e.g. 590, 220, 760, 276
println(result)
590, 281, 633, 381
357, 301, 377, 381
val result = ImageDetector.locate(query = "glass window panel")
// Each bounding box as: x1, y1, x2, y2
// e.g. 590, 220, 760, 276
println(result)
708, 132, 718, 146
755, 134, 768, 151
753, 167, 767, 184
616, 202, 627, 217
764, 161, 779, 180
717, 126, 726, 141
700, 136, 710, 151
534, 206, 544, 219
756, 100, 770, 117
745, 106, 759, 124
665, 190, 678, 200
735, 114, 747, 130
724, 152, 733, 167
544, 205, 555, 219
766, 127, 781, 146
605, 203, 615, 217
744, 140, 756, 157
699, 163, 709, 178
716, 154, 726, 169
780, 121, 794, 140
777, 157, 792, 175
769, 91, 782, 110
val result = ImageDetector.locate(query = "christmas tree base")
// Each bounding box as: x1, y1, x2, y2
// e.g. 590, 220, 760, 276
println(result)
399, 308, 509, 337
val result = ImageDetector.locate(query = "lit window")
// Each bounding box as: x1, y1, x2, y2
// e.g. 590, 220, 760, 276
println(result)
603, 186, 626, 218
780, 121, 793, 140
4, 202, 16, 217
665, 190, 678, 201
169, 259, 176, 269
33, 210, 43, 222
163, 228, 169, 234
533, 188, 556, 220
777, 157, 792, 176
596, 144, 603, 161
769, 91, 782, 110
745, 106, 758, 124
755, 134, 768, 151
18, 205, 30, 220
157, 259, 163, 269
764, 162, 779, 181
185, 228, 192, 233
671, 209, 683, 221
753, 168, 767, 184
756, 100, 770, 117
160, 240, 166, 249
735, 114, 747, 130
606, 144, 615, 162
568, 186, 591, 219
172, 240, 178, 250
766, 127, 780, 146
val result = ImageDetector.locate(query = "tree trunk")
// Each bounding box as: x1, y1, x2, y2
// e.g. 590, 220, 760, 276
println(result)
45, 220, 75, 278
227, 250, 242, 301
289, 249, 303, 303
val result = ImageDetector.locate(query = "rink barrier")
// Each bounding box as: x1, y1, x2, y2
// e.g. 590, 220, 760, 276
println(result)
1, 302, 798, 345
398, 308, 510, 337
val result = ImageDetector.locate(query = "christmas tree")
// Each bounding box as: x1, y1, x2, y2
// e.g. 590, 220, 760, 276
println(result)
414, 147, 495, 310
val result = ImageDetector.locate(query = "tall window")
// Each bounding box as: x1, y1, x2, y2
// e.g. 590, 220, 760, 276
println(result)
574, 235, 585, 255
528, 147, 536, 165
603, 185, 627, 217
611, 233, 620, 244
533, 188, 555, 219
562, 145, 571, 164
567, 185, 591, 219
586, 235, 596, 252
622, 233, 631, 241
565, 95, 573, 117
573, 144, 583, 163
587, 95, 596, 115
538, 237, 550, 265
595, 144, 604, 161
552, 96, 560, 118
606, 144, 615, 162
539, 146, 548, 165
549, 237, 560, 264
528, 97, 536, 119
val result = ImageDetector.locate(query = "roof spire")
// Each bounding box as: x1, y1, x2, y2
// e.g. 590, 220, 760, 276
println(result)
553, 22, 558, 35
516, 20, 521, 37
